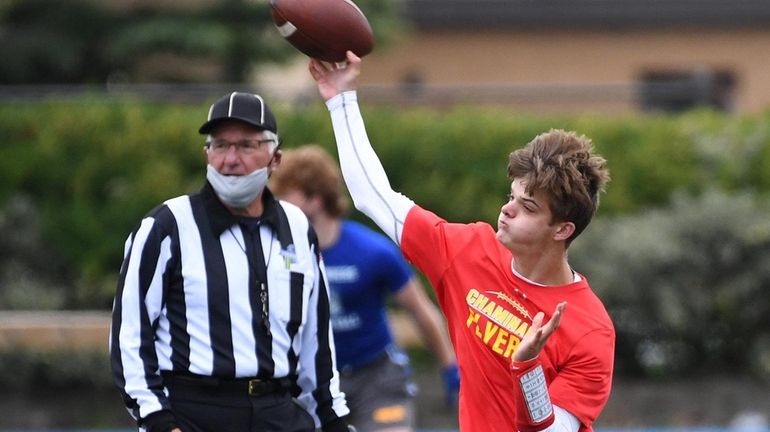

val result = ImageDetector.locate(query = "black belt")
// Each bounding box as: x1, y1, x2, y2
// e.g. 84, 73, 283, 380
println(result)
163, 372, 294, 397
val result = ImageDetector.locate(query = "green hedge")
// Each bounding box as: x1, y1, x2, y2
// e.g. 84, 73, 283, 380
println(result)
571, 189, 770, 379
2, 98, 770, 307
0, 347, 110, 390
3, 98, 770, 379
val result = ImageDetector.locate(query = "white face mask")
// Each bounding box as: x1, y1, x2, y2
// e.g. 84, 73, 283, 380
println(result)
206, 164, 269, 209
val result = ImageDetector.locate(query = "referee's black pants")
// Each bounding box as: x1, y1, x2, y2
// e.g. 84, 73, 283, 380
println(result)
163, 373, 316, 432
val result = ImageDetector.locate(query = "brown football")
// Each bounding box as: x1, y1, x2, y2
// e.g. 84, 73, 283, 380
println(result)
270, 0, 374, 62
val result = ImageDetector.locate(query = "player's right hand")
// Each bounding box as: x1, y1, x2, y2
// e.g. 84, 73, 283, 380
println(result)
309, 51, 362, 101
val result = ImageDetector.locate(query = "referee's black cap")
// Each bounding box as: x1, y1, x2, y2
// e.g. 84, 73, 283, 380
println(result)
199, 92, 278, 134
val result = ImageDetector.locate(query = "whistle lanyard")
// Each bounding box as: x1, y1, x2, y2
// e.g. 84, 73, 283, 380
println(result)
229, 221, 274, 337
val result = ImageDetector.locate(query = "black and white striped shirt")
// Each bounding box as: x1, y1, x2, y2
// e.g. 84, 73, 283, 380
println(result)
110, 184, 349, 429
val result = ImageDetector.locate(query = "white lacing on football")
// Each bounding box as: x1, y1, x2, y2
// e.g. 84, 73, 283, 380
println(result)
275, 21, 297, 37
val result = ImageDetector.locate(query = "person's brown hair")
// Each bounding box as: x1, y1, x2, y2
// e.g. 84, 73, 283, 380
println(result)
270, 144, 350, 218
507, 129, 610, 244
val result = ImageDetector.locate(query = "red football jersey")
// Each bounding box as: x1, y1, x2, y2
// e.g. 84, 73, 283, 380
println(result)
401, 206, 614, 432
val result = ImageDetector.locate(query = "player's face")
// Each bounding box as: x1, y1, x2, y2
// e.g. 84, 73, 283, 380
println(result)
206, 121, 279, 176
496, 179, 560, 253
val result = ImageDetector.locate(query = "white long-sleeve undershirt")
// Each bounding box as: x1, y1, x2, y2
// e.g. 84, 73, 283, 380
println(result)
325, 91, 415, 246
547, 406, 581, 432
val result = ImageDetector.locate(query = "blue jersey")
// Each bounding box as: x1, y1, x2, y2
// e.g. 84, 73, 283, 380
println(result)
323, 220, 413, 369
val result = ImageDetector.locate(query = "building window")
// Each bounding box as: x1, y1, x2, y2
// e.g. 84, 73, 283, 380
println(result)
637, 68, 735, 112
400, 68, 425, 98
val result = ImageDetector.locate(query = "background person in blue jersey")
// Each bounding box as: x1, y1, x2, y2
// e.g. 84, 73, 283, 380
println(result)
270, 144, 460, 432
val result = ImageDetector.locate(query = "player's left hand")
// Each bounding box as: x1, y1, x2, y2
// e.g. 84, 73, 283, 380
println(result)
513, 302, 567, 362
441, 363, 460, 408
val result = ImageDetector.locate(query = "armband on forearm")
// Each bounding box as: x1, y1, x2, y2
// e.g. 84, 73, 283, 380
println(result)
511, 358, 555, 432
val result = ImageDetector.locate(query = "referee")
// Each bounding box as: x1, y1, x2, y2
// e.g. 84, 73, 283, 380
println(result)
110, 92, 354, 432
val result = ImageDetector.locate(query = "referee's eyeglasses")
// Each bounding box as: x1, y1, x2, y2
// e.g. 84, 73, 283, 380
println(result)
207, 138, 276, 155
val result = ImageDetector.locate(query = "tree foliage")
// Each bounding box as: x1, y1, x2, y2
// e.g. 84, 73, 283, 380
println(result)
0, 0, 398, 83
571, 190, 770, 380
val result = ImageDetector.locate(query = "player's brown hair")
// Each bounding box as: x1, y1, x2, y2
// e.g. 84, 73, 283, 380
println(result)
507, 129, 610, 244
270, 144, 350, 218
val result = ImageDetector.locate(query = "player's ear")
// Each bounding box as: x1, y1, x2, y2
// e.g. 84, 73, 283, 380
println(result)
553, 222, 575, 242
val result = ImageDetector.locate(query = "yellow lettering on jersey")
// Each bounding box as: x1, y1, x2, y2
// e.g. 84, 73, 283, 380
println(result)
466, 308, 482, 338
483, 321, 499, 344
506, 315, 522, 334
465, 308, 481, 327
466, 288, 480, 304
482, 300, 497, 316
465, 288, 532, 360
491, 305, 509, 325
466, 308, 480, 327
473, 294, 489, 310
504, 334, 520, 358
514, 321, 529, 338
491, 328, 510, 355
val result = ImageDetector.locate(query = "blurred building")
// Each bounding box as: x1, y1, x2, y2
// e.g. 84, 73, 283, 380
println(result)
354, 0, 770, 113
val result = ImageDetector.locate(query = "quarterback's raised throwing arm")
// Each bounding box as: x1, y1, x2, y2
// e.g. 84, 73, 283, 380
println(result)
309, 55, 414, 246
310, 51, 613, 432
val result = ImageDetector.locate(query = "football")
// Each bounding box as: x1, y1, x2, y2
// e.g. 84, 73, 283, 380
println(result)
270, 0, 374, 62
